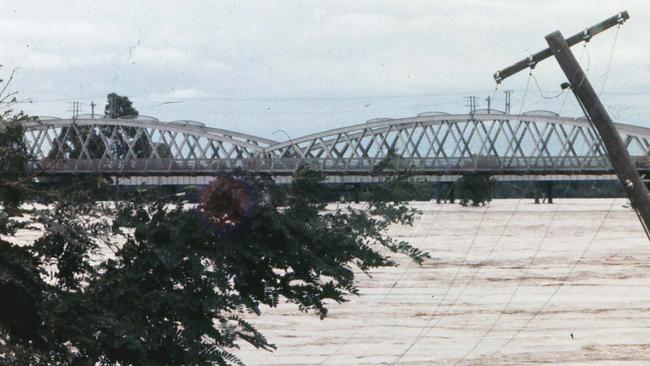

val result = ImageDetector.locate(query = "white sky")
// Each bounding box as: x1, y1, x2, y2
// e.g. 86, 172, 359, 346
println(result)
2, 1, 649, 139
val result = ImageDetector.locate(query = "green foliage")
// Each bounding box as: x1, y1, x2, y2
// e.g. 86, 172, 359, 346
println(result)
102, 92, 156, 159
104, 93, 139, 119
0, 103, 428, 366
87, 166, 426, 365
494, 180, 625, 199
47, 92, 161, 161
0, 130, 113, 365
0, 113, 32, 210
47, 125, 106, 160
456, 172, 496, 207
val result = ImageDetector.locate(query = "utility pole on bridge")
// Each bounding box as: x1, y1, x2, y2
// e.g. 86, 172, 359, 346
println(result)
495, 11, 650, 238
503, 90, 512, 114
465, 96, 477, 115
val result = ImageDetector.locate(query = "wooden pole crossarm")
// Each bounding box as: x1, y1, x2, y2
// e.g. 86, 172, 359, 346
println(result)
494, 11, 629, 83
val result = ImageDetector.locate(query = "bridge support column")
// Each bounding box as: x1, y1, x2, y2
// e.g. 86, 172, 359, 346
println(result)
353, 184, 360, 203
546, 182, 554, 204
448, 183, 455, 204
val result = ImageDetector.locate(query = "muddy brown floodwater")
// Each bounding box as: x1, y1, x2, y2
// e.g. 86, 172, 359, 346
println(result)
239, 199, 650, 365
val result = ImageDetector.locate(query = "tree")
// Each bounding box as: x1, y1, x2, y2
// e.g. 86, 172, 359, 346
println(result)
104, 93, 139, 119
2, 169, 427, 365
47, 93, 160, 161
82, 168, 425, 365
1, 82, 428, 364
1, 104, 114, 364
46, 123, 105, 160
456, 172, 496, 207
101, 93, 173, 159
103, 92, 152, 159
0, 113, 31, 210
0, 67, 32, 210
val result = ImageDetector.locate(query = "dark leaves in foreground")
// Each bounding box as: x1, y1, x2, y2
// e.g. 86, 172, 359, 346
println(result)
96, 164, 427, 364
1, 106, 428, 365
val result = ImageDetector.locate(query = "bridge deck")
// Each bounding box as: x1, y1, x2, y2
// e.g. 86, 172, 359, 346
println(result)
18, 113, 650, 179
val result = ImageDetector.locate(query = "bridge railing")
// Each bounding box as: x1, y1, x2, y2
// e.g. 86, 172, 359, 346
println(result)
27, 155, 650, 175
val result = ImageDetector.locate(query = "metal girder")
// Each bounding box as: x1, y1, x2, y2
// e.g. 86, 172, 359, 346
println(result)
22, 118, 270, 163
266, 114, 650, 158
15, 114, 650, 175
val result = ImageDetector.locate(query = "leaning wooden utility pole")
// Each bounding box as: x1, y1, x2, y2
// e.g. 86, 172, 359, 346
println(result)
495, 11, 650, 238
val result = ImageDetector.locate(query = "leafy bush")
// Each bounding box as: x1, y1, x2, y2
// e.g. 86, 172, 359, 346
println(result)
1, 104, 428, 365
456, 172, 496, 207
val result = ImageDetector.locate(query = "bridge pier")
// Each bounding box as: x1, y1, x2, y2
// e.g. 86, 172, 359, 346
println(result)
534, 182, 554, 204
448, 183, 455, 204
353, 183, 360, 203
434, 183, 456, 204
546, 182, 554, 204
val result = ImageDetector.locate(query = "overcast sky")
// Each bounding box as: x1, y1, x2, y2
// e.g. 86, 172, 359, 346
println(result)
2, 1, 649, 139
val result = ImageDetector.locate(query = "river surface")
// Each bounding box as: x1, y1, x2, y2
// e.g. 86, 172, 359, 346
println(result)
239, 199, 650, 365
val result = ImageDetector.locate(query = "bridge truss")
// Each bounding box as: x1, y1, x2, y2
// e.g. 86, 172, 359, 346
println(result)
19, 112, 650, 176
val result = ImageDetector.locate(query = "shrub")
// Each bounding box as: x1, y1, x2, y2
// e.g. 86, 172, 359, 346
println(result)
456, 172, 496, 207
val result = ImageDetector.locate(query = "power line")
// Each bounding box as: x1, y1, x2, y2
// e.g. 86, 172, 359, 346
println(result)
425, 190, 533, 365
389, 203, 491, 365
388, 74, 533, 365
15, 90, 501, 104
453, 180, 583, 363
491, 197, 617, 355
458, 117, 605, 362
558, 45, 589, 116
456, 79, 608, 360
518, 73, 532, 114
455, 75, 602, 361
599, 25, 621, 97
389, 74, 535, 365
319, 181, 460, 365
531, 73, 566, 99
19, 87, 650, 106
17, 86, 582, 106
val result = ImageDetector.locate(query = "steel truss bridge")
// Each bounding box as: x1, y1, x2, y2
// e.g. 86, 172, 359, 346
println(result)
21, 111, 650, 183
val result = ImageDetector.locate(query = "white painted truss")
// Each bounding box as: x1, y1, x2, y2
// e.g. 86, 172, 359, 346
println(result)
17, 113, 650, 175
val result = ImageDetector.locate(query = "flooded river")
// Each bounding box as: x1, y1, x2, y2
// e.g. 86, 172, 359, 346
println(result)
240, 199, 650, 365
